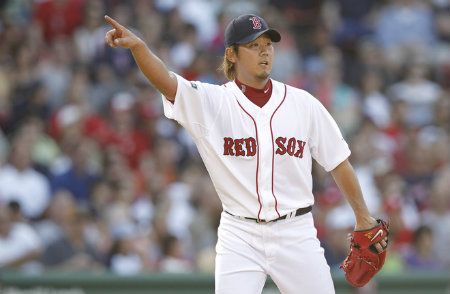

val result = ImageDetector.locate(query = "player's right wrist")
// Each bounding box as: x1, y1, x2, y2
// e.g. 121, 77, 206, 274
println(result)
354, 216, 377, 231
130, 38, 146, 51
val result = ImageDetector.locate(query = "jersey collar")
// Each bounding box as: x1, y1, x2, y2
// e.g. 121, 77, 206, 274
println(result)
228, 79, 285, 118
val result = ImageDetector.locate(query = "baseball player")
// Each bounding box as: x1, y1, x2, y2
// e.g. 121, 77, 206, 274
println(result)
104, 14, 388, 294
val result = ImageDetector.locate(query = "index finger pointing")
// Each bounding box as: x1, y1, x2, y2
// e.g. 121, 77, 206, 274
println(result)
104, 15, 122, 30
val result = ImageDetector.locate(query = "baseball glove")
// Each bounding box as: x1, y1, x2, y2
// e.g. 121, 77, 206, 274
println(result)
340, 219, 389, 288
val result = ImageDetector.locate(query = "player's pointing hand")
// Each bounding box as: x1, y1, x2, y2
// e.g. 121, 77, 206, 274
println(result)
104, 15, 143, 49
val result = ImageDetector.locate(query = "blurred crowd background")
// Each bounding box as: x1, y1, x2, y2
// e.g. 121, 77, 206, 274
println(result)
0, 0, 449, 277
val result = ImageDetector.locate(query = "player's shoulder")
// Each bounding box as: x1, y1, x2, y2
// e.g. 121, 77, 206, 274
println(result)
196, 79, 231, 94
275, 80, 318, 105
223, 80, 236, 89
174, 72, 224, 91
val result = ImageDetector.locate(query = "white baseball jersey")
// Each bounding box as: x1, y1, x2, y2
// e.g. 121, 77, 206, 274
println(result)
162, 73, 350, 221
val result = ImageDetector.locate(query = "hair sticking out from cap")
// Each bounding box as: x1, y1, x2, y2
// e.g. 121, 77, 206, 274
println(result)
219, 45, 239, 81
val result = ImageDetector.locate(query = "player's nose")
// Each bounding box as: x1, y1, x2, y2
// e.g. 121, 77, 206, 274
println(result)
260, 47, 269, 56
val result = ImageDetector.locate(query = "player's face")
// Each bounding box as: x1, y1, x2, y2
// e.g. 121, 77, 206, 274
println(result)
234, 34, 274, 84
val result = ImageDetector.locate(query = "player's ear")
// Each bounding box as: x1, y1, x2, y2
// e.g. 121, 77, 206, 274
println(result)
225, 47, 236, 63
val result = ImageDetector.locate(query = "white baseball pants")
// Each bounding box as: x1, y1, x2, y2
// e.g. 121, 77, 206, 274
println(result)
215, 211, 335, 294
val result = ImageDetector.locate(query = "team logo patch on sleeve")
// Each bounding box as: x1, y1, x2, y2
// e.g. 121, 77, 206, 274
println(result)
190, 81, 198, 89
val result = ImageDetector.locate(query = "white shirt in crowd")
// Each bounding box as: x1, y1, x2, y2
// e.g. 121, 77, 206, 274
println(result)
0, 164, 51, 219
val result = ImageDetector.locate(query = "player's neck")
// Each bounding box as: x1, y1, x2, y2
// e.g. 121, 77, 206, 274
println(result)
234, 79, 272, 108
235, 75, 269, 90
235, 79, 271, 94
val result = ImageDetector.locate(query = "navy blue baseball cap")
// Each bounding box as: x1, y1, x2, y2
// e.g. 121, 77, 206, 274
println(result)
224, 14, 281, 48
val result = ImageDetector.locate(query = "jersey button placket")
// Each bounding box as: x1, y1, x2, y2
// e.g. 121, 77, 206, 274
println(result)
256, 115, 273, 221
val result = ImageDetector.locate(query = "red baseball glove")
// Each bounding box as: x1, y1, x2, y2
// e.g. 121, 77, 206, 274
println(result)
340, 219, 389, 288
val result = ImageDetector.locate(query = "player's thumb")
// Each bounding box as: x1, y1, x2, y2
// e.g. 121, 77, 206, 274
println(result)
113, 37, 131, 47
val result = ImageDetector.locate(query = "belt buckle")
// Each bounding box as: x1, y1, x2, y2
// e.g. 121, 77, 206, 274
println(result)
256, 218, 268, 224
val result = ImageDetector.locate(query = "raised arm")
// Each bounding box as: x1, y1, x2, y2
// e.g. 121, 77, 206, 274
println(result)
104, 15, 177, 101
330, 159, 388, 252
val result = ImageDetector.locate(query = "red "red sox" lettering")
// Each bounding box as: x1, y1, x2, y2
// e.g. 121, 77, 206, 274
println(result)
275, 137, 306, 158
223, 137, 257, 156
223, 137, 306, 158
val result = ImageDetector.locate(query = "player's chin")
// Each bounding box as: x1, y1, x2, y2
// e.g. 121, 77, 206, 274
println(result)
256, 70, 271, 79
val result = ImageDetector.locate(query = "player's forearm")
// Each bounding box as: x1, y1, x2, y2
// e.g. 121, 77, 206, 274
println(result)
130, 41, 177, 100
330, 159, 373, 227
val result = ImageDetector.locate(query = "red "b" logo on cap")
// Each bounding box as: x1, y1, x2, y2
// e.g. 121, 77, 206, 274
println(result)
250, 16, 262, 30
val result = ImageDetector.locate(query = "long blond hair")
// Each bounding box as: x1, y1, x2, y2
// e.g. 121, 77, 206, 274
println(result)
219, 45, 239, 81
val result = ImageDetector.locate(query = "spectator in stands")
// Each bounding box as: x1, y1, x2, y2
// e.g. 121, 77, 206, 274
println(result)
37, 38, 74, 110
19, 116, 60, 175
0, 134, 51, 220
360, 70, 391, 129
421, 168, 450, 268
108, 224, 153, 275
375, 0, 436, 70
402, 137, 436, 209
50, 138, 100, 207
311, 46, 362, 136
433, 95, 450, 133
388, 62, 442, 128
103, 92, 150, 169
88, 63, 122, 114
379, 173, 419, 249
34, 189, 78, 247
33, 0, 85, 44
159, 234, 193, 273
40, 209, 105, 271
0, 203, 43, 271
402, 225, 444, 271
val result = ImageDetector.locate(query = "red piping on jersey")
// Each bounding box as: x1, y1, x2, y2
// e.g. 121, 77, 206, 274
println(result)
236, 100, 263, 222
270, 84, 287, 218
